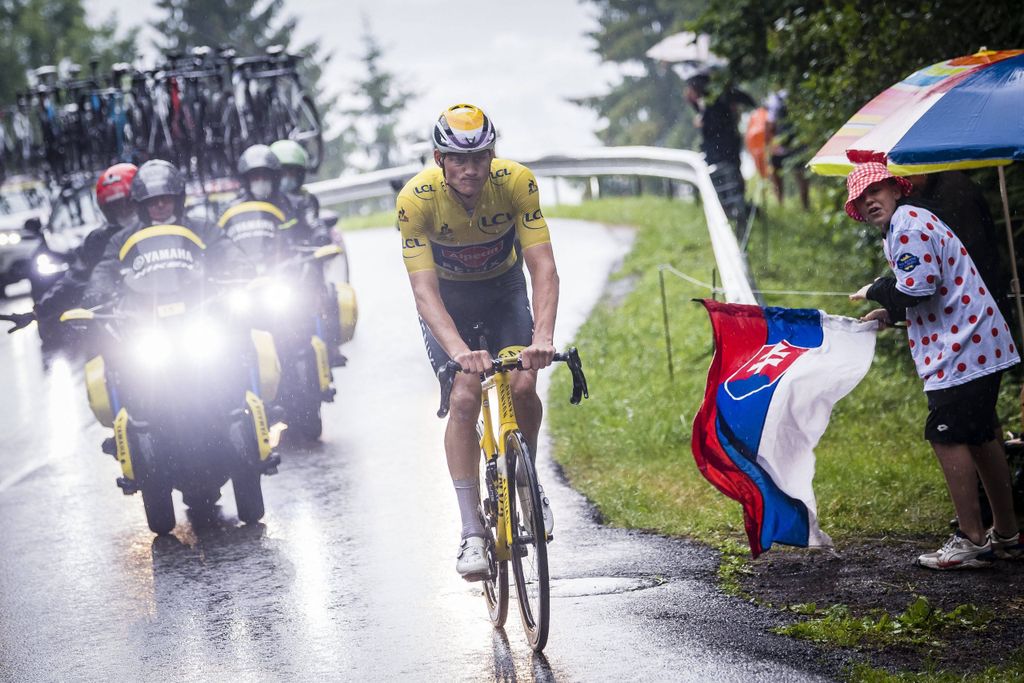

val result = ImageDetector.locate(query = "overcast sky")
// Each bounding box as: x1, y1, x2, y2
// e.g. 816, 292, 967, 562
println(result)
83, 0, 621, 161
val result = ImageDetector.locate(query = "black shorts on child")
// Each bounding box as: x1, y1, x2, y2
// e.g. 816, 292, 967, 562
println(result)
924, 371, 1002, 444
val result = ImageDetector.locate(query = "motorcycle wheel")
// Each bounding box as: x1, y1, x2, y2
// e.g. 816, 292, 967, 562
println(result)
233, 468, 264, 524
228, 418, 266, 524
289, 356, 323, 441
136, 431, 176, 535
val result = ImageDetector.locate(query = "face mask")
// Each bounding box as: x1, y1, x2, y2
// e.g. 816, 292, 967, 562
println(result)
279, 175, 299, 193
250, 179, 273, 200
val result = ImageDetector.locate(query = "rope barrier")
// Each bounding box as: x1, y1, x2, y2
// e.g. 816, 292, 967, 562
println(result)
656, 264, 851, 297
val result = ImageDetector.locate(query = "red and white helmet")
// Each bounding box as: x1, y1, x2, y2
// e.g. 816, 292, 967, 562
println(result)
432, 104, 497, 154
95, 163, 138, 220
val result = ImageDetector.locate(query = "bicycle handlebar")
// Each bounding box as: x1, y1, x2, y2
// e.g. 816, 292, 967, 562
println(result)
436, 347, 589, 418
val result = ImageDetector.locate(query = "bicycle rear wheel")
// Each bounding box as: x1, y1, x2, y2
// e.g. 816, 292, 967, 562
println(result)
507, 431, 549, 651
479, 424, 508, 626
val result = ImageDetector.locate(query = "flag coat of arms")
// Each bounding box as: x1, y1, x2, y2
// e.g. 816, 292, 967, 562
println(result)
691, 301, 877, 557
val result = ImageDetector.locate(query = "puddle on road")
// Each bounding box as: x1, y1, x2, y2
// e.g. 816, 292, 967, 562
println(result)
550, 576, 666, 598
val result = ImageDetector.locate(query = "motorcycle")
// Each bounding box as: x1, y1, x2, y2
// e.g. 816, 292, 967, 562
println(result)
227, 242, 344, 441
61, 264, 283, 534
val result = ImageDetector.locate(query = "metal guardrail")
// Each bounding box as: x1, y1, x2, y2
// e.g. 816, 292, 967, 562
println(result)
306, 145, 756, 304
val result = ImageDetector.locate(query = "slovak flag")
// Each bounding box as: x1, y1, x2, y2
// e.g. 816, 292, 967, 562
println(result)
691, 301, 877, 557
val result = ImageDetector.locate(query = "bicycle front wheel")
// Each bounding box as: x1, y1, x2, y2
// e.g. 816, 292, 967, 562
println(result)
507, 431, 549, 651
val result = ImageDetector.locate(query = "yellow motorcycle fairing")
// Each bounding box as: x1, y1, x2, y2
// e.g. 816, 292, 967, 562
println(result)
311, 336, 331, 393
244, 391, 273, 461
250, 329, 281, 401
113, 408, 134, 481
84, 355, 115, 427
335, 282, 358, 344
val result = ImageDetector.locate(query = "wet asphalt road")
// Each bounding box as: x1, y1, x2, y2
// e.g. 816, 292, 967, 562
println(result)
0, 220, 840, 681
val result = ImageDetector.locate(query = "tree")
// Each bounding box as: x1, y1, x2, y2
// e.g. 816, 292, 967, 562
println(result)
575, 0, 706, 149
694, 1, 1024, 162
340, 24, 414, 172
0, 0, 137, 104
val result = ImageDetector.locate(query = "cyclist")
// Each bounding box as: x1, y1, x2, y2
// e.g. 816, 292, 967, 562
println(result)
396, 103, 559, 581
3, 164, 140, 335
81, 159, 240, 309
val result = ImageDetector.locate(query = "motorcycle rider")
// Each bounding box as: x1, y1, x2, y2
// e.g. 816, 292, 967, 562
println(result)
269, 139, 332, 247
82, 159, 242, 309
217, 145, 292, 270
270, 139, 349, 366
2, 164, 140, 335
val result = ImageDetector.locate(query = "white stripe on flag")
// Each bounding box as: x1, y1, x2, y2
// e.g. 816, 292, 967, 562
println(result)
755, 314, 877, 547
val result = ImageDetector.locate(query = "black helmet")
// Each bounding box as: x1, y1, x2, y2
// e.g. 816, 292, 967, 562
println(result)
131, 159, 185, 202
131, 159, 186, 224
237, 144, 281, 178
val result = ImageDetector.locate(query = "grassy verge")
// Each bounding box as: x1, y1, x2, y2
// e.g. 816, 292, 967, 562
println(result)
547, 196, 1020, 542
332, 209, 393, 231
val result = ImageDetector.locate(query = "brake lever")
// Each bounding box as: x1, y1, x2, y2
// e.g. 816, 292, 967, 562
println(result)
565, 347, 589, 405
436, 360, 462, 418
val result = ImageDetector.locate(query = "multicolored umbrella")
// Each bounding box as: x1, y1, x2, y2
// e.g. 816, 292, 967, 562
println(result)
809, 49, 1024, 177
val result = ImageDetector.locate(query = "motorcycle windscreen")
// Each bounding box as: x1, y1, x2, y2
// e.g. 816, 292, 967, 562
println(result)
120, 231, 207, 298
222, 216, 283, 275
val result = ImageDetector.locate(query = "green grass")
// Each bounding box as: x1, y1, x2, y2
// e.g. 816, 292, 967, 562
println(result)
546, 197, 1021, 544
775, 597, 992, 648
332, 209, 393, 231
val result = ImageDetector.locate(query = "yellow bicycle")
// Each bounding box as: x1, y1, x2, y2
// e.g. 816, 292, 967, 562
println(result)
438, 336, 588, 652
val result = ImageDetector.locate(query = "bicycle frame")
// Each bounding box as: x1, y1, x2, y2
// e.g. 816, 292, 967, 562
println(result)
478, 351, 524, 562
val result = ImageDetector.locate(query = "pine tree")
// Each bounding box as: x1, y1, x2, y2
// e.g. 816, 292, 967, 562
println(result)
576, 0, 704, 149
341, 23, 414, 172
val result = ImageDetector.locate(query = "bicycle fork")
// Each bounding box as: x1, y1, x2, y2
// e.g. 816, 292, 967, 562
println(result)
481, 380, 515, 562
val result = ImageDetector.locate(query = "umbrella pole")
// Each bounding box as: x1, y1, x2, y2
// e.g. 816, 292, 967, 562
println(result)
997, 166, 1024, 427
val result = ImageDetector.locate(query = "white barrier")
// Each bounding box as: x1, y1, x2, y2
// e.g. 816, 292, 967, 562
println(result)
306, 146, 756, 304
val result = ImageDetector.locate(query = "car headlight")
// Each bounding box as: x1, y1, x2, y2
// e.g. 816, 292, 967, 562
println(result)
35, 253, 68, 276
133, 327, 172, 371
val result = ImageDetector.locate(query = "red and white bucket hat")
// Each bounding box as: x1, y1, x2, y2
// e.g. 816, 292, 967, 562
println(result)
845, 161, 913, 221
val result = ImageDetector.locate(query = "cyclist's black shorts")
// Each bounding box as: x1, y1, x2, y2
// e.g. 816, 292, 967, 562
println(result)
924, 371, 1002, 445
420, 266, 534, 376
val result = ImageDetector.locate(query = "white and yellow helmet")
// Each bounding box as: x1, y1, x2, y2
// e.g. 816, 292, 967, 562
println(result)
432, 103, 497, 154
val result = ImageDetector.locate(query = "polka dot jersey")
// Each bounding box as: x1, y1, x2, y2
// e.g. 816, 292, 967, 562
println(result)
884, 204, 1019, 390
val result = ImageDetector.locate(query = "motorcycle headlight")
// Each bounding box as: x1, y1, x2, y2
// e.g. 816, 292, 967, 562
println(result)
35, 253, 68, 276
0, 232, 19, 246
228, 288, 252, 314
265, 280, 293, 313
181, 317, 226, 362
133, 327, 172, 371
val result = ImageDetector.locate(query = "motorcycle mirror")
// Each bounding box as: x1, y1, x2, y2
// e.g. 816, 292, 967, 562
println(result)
60, 308, 95, 322
320, 210, 339, 229
313, 244, 343, 260
23, 217, 42, 234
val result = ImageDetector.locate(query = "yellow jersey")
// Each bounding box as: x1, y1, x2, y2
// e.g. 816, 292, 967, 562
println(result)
396, 159, 550, 281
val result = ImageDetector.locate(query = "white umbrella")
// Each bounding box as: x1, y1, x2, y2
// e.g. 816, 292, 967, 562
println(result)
645, 32, 726, 67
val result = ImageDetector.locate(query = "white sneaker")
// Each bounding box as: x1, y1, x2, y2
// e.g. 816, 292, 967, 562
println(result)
916, 532, 992, 570
456, 536, 488, 581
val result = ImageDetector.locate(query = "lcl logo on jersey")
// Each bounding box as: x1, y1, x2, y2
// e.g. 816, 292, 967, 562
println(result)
490, 167, 512, 185
523, 208, 544, 228
413, 183, 435, 198
479, 211, 513, 234
724, 340, 810, 400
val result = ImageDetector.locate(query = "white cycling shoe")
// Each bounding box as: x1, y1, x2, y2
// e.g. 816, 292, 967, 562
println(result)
456, 536, 489, 581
